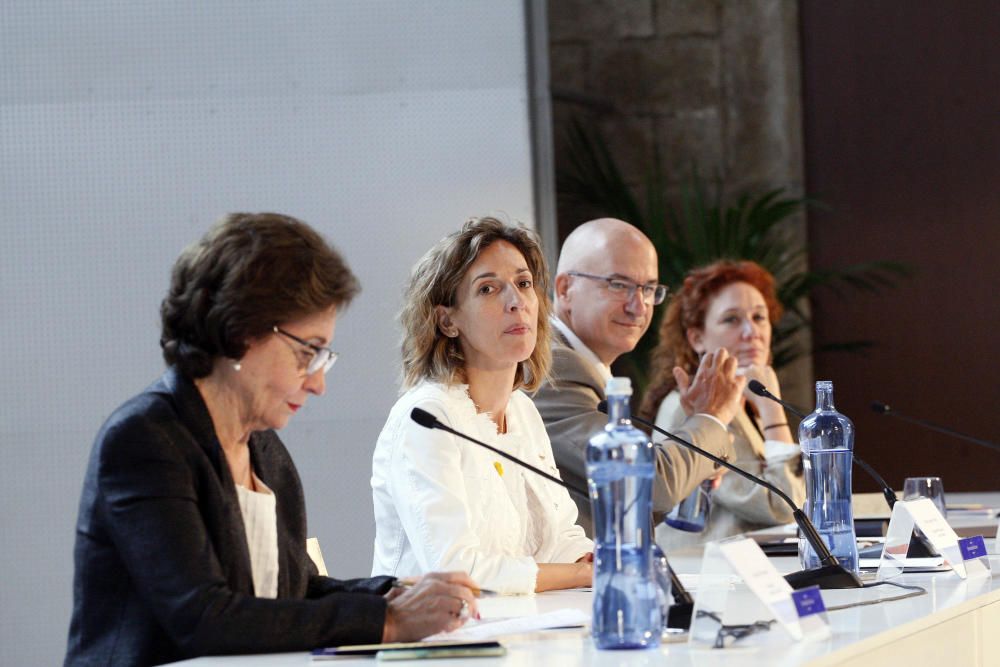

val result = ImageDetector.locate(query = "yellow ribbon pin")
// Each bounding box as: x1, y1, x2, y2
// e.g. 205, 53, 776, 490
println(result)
493, 461, 504, 477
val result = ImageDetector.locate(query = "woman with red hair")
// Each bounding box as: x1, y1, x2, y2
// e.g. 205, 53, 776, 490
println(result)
639, 260, 804, 548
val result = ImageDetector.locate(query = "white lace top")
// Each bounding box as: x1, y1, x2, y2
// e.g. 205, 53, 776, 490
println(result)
234, 473, 279, 599
370, 381, 593, 594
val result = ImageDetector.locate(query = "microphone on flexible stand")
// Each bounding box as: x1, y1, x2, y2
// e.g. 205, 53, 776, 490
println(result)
870, 399, 1000, 553
748, 380, 898, 510
410, 407, 570, 491
748, 382, 946, 558
597, 400, 863, 590
869, 400, 999, 558
409, 407, 696, 628
870, 398, 1000, 557
871, 401, 1000, 453
746, 380, 806, 420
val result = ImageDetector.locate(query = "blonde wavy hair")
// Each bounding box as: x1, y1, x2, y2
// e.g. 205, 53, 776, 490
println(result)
400, 217, 552, 392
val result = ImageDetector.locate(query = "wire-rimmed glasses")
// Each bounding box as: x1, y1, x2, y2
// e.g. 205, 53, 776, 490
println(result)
696, 610, 777, 649
273, 326, 338, 376
566, 271, 668, 305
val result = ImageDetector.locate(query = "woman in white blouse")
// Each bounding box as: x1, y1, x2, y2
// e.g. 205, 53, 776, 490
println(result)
371, 217, 593, 594
638, 260, 804, 549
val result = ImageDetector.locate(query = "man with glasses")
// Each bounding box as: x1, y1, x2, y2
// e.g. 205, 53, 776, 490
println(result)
533, 218, 743, 533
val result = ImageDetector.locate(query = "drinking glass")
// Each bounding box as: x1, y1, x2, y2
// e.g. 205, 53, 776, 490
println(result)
664, 480, 713, 532
903, 476, 947, 518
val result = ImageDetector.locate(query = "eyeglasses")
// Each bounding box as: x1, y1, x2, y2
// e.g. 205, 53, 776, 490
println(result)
696, 610, 776, 649
566, 271, 668, 305
273, 326, 339, 376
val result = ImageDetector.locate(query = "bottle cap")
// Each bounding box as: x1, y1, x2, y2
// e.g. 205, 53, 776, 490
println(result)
605, 376, 633, 396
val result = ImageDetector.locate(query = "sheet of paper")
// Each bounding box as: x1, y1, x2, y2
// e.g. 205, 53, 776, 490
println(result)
948, 504, 998, 518
423, 608, 589, 642
860, 556, 947, 571
677, 573, 741, 591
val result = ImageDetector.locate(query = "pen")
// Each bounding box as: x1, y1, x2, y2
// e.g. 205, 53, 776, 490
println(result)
390, 580, 497, 597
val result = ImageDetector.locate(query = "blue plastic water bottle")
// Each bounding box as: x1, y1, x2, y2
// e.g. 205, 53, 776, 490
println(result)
587, 377, 660, 650
664, 479, 713, 532
798, 380, 859, 573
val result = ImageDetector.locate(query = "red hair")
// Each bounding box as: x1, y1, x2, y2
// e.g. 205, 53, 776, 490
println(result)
638, 260, 782, 422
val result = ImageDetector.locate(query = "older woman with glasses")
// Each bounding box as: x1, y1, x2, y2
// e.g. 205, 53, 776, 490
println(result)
370, 217, 594, 595
65, 213, 478, 666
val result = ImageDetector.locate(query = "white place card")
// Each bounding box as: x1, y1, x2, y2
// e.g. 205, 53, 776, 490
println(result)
877, 498, 965, 581
690, 536, 829, 647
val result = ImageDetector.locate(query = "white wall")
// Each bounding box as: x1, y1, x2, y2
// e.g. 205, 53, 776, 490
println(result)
0, 2, 538, 663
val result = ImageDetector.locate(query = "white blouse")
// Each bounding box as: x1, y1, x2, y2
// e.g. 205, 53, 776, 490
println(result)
234, 473, 279, 599
370, 381, 593, 594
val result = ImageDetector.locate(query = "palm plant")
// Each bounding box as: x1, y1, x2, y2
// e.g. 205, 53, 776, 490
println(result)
557, 119, 911, 392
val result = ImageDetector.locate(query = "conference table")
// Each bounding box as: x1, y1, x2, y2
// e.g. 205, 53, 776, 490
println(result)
176, 493, 1000, 666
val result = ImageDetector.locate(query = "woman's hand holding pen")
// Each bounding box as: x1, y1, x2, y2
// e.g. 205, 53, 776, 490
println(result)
382, 572, 481, 642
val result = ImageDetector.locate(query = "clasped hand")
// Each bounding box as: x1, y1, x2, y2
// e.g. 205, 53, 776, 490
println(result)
673, 348, 745, 426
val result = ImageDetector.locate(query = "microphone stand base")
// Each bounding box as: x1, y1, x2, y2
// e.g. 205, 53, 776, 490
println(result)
784, 564, 864, 590
666, 602, 693, 630
907, 533, 939, 558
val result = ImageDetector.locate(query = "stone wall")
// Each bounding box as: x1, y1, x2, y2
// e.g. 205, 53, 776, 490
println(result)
549, 0, 804, 217
546, 0, 812, 401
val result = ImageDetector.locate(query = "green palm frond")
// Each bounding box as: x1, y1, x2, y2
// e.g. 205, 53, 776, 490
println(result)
558, 121, 912, 393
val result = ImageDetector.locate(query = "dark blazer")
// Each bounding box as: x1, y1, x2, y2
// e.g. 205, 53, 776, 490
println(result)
65, 367, 394, 666
531, 331, 735, 535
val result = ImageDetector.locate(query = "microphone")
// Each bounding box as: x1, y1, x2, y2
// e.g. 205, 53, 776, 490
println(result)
748, 381, 898, 510
746, 382, 953, 560
869, 400, 995, 559
597, 401, 863, 590
747, 380, 805, 419
410, 407, 574, 493
871, 401, 1000, 454
410, 407, 696, 627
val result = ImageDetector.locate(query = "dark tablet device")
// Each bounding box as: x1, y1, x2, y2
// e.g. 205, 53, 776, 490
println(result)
312, 640, 503, 659
377, 643, 506, 661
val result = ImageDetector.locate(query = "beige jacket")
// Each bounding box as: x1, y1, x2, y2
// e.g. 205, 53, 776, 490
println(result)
531, 334, 734, 535
654, 390, 805, 550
